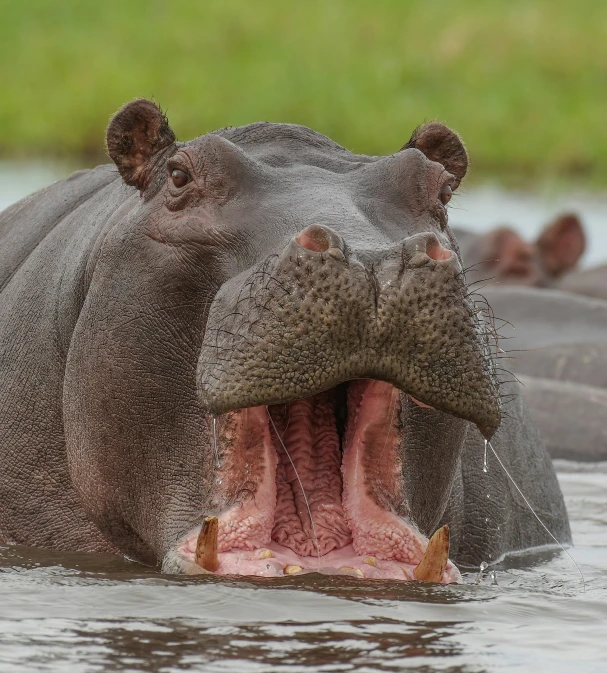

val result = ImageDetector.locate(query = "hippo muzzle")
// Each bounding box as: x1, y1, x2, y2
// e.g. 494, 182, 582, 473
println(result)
198, 224, 499, 434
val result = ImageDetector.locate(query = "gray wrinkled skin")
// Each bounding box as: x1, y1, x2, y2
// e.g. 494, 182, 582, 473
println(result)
0, 99, 569, 569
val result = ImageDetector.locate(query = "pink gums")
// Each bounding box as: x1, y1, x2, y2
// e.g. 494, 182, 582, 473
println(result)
179, 381, 460, 582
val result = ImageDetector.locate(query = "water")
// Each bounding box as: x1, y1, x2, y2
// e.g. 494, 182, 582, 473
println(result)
449, 184, 607, 268
0, 462, 605, 672
1, 167, 606, 671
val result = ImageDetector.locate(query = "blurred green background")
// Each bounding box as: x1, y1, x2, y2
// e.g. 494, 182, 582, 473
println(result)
1, 0, 606, 184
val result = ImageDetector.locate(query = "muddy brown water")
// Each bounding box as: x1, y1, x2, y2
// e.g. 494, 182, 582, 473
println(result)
1, 167, 606, 671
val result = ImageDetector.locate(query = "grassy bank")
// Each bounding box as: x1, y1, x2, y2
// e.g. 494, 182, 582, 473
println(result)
1, 0, 607, 184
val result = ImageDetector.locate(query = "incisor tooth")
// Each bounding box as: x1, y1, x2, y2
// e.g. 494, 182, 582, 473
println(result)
354, 568, 364, 577
259, 549, 273, 559
284, 565, 303, 575
195, 516, 219, 572
414, 525, 450, 583
363, 557, 377, 567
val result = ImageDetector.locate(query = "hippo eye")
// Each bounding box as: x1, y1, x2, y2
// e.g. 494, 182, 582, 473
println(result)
171, 169, 190, 188
439, 183, 453, 205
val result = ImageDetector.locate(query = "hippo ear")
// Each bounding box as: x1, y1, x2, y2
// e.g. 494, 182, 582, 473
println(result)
403, 122, 468, 189
106, 99, 177, 190
536, 213, 586, 277
482, 227, 530, 272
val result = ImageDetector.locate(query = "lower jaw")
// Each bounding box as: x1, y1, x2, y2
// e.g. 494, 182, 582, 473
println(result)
173, 541, 460, 581
167, 380, 461, 583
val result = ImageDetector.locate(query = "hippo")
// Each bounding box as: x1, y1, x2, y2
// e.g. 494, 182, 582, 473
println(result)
479, 286, 607, 460
558, 263, 607, 301
517, 376, 607, 461
0, 99, 569, 580
453, 213, 585, 287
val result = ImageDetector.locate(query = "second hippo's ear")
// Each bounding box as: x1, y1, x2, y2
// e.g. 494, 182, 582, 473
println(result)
536, 213, 586, 277
402, 122, 468, 189
106, 99, 177, 191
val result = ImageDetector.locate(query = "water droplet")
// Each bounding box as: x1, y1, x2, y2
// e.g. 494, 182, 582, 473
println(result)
216, 479, 222, 485
486, 493, 490, 499
475, 561, 488, 584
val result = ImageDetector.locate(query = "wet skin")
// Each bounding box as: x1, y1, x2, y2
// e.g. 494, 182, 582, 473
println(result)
0, 100, 569, 579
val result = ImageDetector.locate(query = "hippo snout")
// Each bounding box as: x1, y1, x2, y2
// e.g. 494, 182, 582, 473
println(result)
197, 226, 501, 437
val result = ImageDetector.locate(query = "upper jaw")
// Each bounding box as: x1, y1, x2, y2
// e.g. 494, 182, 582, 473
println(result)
162, 380, 463, 584
197, 242, 501, 439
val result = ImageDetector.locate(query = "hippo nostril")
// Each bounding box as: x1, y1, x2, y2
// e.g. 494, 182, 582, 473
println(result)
292, 225, 347, 264
295, 225, 333, 253
426, 240, 453, 261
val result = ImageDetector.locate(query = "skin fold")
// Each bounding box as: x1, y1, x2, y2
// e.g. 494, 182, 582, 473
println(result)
0, 99, 570, 576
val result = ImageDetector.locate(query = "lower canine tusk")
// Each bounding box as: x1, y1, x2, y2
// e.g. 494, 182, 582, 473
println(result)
414, 525, 450, 583
195, 516, 219, 572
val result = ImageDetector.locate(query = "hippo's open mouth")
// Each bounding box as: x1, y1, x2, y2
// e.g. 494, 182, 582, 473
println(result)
171, 379, 461, 583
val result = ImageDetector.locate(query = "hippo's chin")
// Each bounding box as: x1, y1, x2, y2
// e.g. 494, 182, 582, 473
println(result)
164, 379, 461, 583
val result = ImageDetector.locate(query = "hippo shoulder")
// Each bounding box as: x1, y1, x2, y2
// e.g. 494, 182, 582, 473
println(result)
0, 164, 121, 292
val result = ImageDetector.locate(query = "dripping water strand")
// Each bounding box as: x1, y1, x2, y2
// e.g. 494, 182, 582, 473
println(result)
483, 439, 488, 473
212, 416, 219, 468
487, 440, 586, 593
267, 407, 321, 563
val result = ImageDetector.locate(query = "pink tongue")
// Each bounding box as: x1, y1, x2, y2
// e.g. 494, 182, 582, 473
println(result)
269, 393, 352, 556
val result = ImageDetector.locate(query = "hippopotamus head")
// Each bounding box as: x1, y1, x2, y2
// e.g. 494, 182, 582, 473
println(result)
63, 99, 500, 582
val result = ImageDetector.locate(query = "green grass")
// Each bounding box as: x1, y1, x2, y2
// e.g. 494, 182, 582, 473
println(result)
1, 0, 607, 184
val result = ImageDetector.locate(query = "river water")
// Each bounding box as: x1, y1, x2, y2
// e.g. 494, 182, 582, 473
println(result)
1, 166, 606, 672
